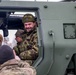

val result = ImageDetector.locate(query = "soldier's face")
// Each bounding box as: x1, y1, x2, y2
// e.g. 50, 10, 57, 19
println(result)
24, 22, 36, 32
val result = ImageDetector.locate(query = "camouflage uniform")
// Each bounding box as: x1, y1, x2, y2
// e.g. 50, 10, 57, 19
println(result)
13, 28, 38, 65
20, 28, 38, 60
0, 59, 36, 75
13, 41, 27, 56
13, 29, 26, 56
13, 14, 38, 65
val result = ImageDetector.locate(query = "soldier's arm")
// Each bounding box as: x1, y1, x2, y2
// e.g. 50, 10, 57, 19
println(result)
13, 46, 20, 56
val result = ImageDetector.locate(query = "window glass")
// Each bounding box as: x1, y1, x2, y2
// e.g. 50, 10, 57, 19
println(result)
0, 30, 17, 48
10, 12, 35, 17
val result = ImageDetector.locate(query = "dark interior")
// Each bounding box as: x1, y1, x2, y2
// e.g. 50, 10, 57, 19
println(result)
0, 11, 24, 30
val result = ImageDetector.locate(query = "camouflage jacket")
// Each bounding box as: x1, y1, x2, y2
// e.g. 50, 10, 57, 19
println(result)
13, 41, 27, 56
13, 28, 38, 63
0, 59, 36, 75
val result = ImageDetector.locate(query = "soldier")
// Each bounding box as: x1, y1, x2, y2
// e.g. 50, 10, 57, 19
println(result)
0, 45, 36, 75
0, 34, 3, 46
13, 13, 38, 65
13, 29, 26, 56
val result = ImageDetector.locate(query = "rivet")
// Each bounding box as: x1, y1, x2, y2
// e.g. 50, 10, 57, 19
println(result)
66, 55, 70, 60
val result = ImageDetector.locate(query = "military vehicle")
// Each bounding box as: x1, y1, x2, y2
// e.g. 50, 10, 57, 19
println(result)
0, 0, 76, 75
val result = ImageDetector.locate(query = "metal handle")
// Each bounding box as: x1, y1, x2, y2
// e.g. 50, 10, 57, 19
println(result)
46, 30, 55, 75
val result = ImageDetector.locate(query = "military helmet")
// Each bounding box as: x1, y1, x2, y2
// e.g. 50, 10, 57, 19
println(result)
0, 34, 3, 41
15, 29, 24, 38
22, 14, 35, 23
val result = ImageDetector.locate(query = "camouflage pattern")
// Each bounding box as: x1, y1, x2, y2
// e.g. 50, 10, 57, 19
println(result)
13, 41, 27, 56
22, 14, 35, 23
13, 28, 38, 65
0, 59, 36, 75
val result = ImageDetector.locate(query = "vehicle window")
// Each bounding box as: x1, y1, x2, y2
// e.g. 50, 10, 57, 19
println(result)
0, 9, 43, 67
